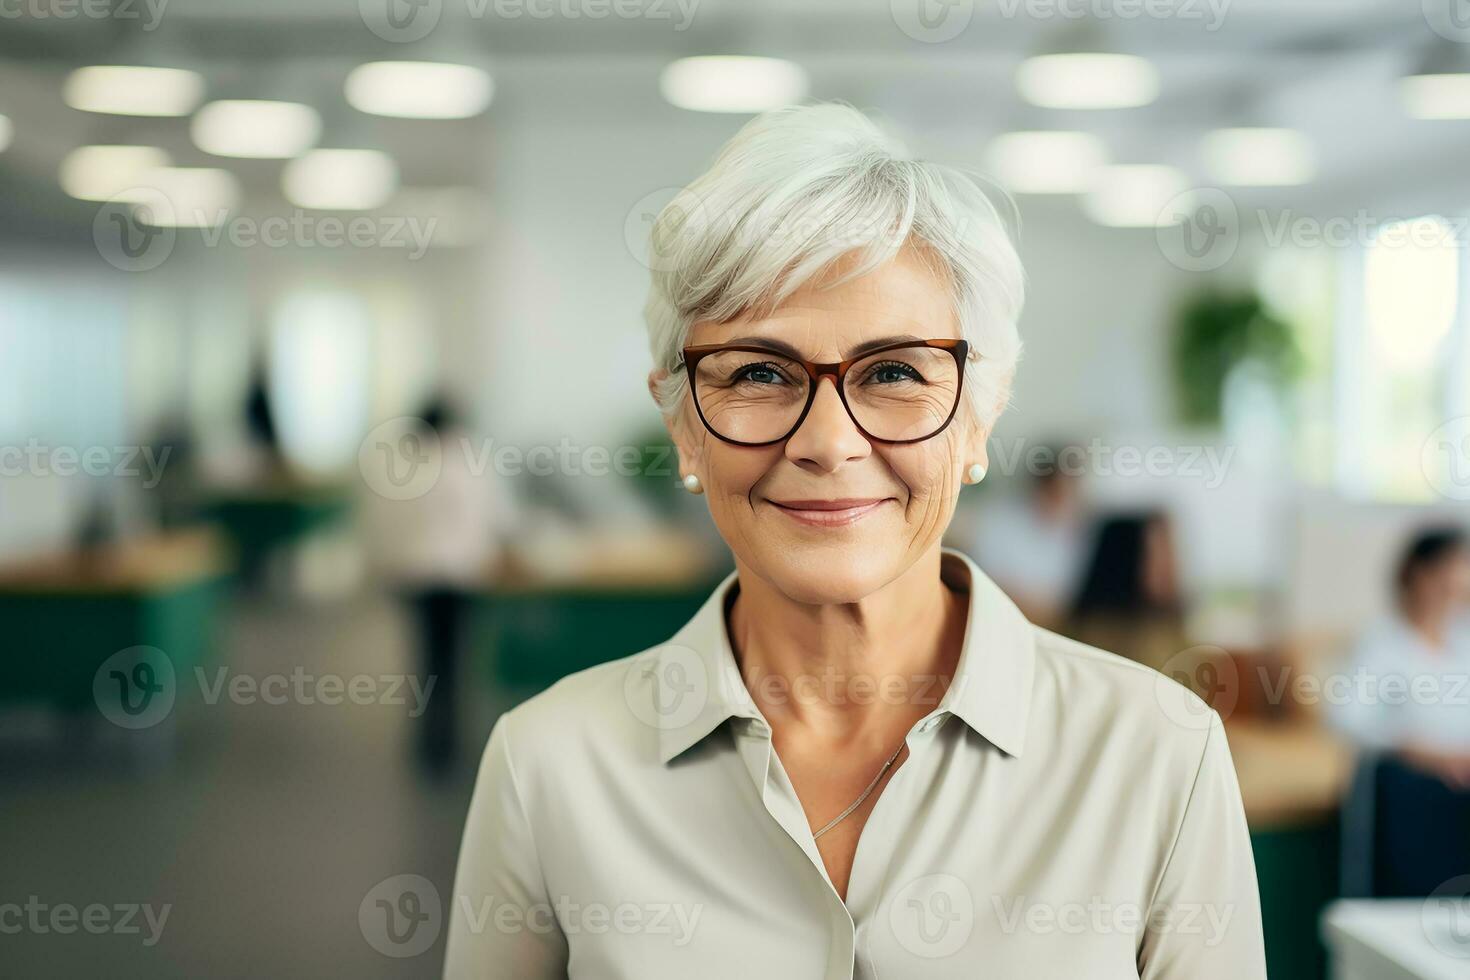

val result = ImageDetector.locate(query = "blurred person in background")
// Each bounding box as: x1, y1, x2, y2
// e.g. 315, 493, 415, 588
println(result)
968, 447, 1087, 629
446, 103, 1264, 978
1064, 511, 1187, 675
241, 372, 287, 482
1329, 526, 1470, 896
361, 398, 510, 773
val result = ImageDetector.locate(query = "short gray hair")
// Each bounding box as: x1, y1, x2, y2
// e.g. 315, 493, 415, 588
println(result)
643, 101, 1025, 429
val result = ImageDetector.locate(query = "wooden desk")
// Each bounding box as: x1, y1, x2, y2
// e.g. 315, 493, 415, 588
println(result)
473, 536, 730, 691
1229, 718, 1355, 830
191, 481, 352, 578
0, 528, 231, 713
1228, 719, 1356, 980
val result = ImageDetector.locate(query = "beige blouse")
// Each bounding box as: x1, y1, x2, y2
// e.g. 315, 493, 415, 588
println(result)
444, 548, 1265, 979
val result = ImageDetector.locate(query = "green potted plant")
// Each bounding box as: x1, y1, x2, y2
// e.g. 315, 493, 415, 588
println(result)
1171, 289, 1301, 427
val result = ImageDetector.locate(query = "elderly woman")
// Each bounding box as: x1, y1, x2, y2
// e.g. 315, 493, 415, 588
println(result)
446, 103, 1264, 979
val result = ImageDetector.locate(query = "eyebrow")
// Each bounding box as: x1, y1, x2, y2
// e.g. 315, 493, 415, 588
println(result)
720, 334, 926, 361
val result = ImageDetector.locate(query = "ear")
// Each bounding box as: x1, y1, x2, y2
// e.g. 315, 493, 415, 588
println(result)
960, 406, 993, 482
648, 368, 704, 481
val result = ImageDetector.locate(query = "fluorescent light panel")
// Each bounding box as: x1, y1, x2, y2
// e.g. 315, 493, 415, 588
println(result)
1016, 53, 1159, 109
345, 62, 493, 119
986, 130, 1108, 194
122, 168, 240, 228
60, 145, 172, 201
283, 149, 399, 210
660, 57, 809, 113
1401, 73, 1470, 120
64, 66, 204, 117
191, 100, 320, 158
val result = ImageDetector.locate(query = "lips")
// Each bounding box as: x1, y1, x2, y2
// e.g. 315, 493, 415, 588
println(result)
766, 498, 891, 527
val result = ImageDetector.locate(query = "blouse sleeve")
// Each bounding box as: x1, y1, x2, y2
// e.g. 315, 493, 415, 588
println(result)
1137, 719, 1266, 980
444, 713, 569, 979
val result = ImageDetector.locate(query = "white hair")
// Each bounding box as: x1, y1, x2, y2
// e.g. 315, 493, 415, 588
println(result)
643, 101, 1025, 430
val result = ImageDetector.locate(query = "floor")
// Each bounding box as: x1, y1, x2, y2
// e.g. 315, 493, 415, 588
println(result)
2, 591, 491, 979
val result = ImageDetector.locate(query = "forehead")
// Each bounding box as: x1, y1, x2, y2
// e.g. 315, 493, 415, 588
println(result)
687, 245, 959, 356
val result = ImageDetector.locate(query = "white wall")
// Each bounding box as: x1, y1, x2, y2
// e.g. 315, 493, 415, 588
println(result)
474, 69, 1203, 451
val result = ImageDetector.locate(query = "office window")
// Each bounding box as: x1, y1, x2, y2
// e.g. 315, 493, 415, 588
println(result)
1330, 215, 1465, 501
269, 288, 373, 477
1259, 245, 1336, 485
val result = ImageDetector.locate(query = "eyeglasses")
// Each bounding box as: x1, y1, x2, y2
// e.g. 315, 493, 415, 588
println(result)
680, 338, 970, 447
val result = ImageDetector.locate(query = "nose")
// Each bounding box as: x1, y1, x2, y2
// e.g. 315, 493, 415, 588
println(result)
784, 378, 872, 473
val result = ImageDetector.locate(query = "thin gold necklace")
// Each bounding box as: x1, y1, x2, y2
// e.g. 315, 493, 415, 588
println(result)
811, 740, 906, 840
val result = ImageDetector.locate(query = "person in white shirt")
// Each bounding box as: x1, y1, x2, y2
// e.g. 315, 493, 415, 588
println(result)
1329, 526, 1470, 896
361, 398, 511, 773
968, 455, 1087, 628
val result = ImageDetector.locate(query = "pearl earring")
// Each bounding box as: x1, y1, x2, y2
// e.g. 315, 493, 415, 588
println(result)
682, 473, 704, 494
966, 463, 987, 484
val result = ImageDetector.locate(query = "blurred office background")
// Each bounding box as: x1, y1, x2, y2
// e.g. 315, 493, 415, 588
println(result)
3, 0, 1470, 976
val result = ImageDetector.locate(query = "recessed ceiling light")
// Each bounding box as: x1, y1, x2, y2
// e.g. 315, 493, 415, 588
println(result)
1083, 164, 1191, 227
121, 168, 240, 228
1016, 53, 1159, 110
64, 66, 204, 117
0, 114, 11, 153
1202, 128, 1316, 186
660, 57, 809, 113
283, 149, 399, 210
1400, 73, 1470, 119
191, 100, 320, 158
345, 62, 493, 120
985, 131, 1108, 194
59, 145, 172, 201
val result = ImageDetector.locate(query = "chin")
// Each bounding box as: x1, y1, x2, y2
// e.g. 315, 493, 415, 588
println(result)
747, 536, 903, 605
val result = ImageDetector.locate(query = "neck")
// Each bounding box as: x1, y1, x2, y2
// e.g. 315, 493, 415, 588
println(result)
726, 548, 968, 738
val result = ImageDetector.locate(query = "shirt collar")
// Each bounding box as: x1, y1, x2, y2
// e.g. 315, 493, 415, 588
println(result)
654, 547, 1036, 764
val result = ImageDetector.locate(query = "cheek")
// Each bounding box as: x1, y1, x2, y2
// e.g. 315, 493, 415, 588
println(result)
703, 446, 781, 501
883, 435, 962, 503
880, 438, 964, 547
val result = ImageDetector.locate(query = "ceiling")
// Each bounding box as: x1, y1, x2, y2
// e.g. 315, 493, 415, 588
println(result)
1, 0, 1467, 240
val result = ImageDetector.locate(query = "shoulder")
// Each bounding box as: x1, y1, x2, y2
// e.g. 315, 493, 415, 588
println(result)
493, 648, 649, 735
483, 646, 667, 776
1026, 624, 1221, 769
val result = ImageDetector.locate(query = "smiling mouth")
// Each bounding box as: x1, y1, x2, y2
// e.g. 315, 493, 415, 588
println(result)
766, 498, 892, 527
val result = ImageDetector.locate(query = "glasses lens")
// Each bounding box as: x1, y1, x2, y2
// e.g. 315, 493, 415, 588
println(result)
692, 349, 810, 443
843, 346, 961, 441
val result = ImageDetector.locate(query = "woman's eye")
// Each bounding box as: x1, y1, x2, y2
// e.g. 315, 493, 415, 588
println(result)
733, 363, 787, 385
866, 361, 923, 385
